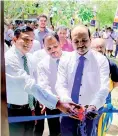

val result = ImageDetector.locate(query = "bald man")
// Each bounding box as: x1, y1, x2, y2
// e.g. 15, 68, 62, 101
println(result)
55, 25, 110, 136
91, 38, 106, 54
91, 38, 118, 93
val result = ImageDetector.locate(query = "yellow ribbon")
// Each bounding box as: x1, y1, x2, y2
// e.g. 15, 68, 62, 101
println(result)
98, 78, 113, 136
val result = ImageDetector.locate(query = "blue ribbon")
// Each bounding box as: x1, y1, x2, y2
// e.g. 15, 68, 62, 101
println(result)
100, 103, 116, 135
8, 113, 68, 123
8, 108, 118, 123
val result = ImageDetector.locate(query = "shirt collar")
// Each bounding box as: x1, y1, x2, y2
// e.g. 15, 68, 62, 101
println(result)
37, 28, 48, 33
75, 49, 92, 61
14, 44, 25, 58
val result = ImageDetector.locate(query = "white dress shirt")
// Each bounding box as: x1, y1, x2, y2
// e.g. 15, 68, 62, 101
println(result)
55, 50, 110, 109
29, 40, 41, 53
37, 51, 70, 96
5, 46, 58, 109
33, 49, 48, 64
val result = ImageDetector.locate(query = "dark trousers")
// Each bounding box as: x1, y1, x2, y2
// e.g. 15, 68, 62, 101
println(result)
34, 102, 45, 136
115, 45, 118, 57
61, 116, 95, 136
8, 105, 34, 136
34, 102, 61, 136
46, 108, 61, 136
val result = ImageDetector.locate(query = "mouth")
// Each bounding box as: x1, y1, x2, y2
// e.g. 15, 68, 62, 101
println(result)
23, 46, 30, 49
51, 52, 58, 57
77, 46, 86, 50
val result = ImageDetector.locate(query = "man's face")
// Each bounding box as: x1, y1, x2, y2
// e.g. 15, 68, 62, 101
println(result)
38, 17, 47, 28
57, 29, 67, 40
71, 27, 91, 55
91, 39, 105, 54
44, 36, 62, 58
15, 32, 34, 54
94, 45, 105, 54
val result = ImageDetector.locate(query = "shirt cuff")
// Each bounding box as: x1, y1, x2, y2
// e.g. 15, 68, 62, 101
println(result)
31, 84, 58, 110
90, 100, 103, 110
60, 96, 72, 103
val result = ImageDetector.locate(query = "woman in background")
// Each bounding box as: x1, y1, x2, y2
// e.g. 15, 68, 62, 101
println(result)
56, 26, 73, 52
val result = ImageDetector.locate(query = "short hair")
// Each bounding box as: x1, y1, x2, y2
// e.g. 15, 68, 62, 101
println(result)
56, 25, 68, 32
70, 26, 91, 40
43, 32, 59, 44
14, 26, 33, 38
37, 14, 47, 20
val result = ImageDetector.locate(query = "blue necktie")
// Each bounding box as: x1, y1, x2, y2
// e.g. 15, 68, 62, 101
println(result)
71, 56, 86, 103
56, 59, 60, 67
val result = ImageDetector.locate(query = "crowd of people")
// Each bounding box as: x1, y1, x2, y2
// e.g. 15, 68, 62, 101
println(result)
4, 14, 118, 136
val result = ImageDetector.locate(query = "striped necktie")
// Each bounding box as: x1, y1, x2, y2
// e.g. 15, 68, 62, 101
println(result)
22, 55, 34, 110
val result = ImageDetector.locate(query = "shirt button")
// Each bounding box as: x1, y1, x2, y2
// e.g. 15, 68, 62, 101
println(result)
79, 94, 81, 96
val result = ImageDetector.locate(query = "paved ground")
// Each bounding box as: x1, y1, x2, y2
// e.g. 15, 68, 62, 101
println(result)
43, 119, 49, 136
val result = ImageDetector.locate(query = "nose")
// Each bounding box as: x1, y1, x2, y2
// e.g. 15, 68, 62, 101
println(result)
78, 41, 84, 47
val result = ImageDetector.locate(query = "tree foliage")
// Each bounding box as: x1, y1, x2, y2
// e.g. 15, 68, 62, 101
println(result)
89, 0, 118, 27
4, 0, 118, 27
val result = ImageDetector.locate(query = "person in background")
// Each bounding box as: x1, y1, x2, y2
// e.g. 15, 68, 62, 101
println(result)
35, 24, 39, 29
91, 38, 118, 91
34, 14, 53, 49
105, 27, 116, 57
26, 21, 31, 27
29, 39, 41, 53
5, 23, 14, 47
92, 28, 100, 38
56, 26, 73, 52
115, 35, 118, 58
30, 22, 35, 30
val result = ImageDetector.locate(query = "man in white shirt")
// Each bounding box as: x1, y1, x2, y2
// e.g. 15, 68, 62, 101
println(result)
33, 48, 48, 63
36, 33, 69, 136
5, 26, 81, 136
55, 25, 110, 136
29, 39, 41, 53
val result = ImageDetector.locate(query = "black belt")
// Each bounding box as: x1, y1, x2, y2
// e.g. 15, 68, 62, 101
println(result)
8, 104, 29, 109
